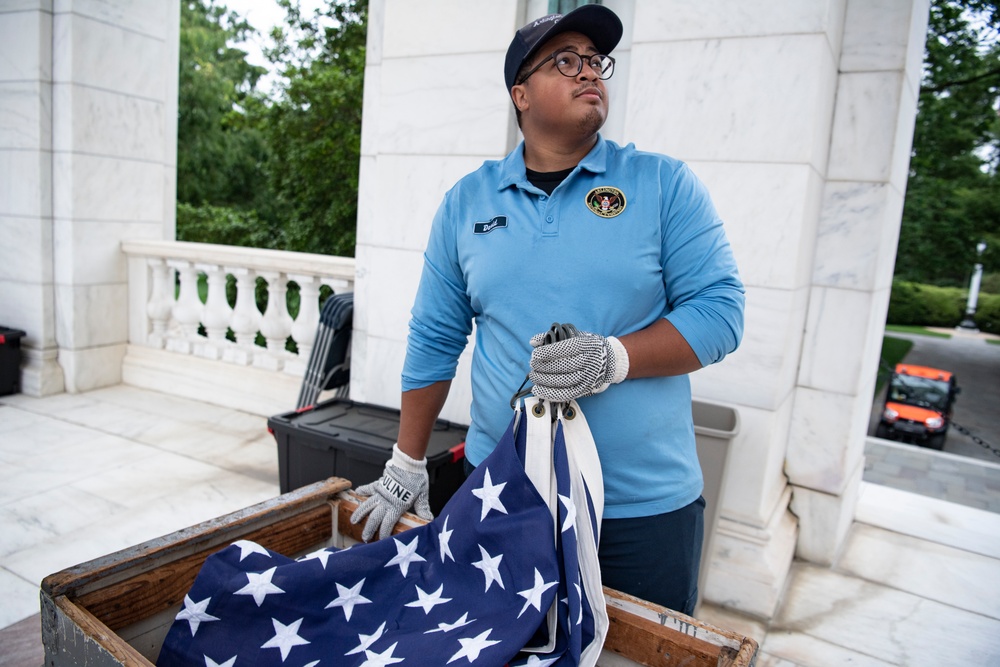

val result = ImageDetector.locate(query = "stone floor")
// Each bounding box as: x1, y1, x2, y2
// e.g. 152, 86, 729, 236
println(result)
1, 385, 999, 665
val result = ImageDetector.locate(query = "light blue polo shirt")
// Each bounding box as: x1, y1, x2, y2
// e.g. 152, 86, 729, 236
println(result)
402, 136, 744, 519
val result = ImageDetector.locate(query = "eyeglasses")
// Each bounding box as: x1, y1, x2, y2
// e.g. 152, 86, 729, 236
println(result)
516, 49, 616, 85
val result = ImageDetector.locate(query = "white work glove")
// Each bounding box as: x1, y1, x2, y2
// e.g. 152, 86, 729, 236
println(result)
528, 330, 629, 402
350, 444, 433, 542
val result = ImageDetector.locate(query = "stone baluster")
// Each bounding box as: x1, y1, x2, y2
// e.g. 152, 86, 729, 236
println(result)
257, 271, 293, 370
146, 258, 174, 349
286, 274, 321, 375
196, 263, 231, 360
225, 267, 260, 365
167, 260, 202, 354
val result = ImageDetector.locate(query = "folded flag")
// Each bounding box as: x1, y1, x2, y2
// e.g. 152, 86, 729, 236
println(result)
158, 400, 604, 666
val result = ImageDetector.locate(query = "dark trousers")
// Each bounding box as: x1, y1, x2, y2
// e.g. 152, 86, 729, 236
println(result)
463, 459, 704, 615
598, 497, 705, 615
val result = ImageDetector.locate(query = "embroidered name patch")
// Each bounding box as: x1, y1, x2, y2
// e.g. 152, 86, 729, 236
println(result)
586, 187, 626, 218
474, 216, 508, 234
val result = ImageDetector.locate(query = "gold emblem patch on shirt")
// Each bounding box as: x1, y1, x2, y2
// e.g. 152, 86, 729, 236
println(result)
586, 186, 626, 218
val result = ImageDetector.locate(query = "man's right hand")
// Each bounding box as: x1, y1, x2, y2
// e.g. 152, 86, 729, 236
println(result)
349, 444, 434, 541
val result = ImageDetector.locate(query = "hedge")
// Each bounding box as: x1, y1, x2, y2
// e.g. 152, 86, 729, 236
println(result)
887, 279, 1000, 335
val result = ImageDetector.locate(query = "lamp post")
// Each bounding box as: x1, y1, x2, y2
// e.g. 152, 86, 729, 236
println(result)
957, 241, 988, 332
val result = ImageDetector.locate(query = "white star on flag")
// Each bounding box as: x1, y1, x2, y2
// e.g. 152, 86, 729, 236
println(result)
298, 548, 334, 569
359, 641, 405, 666
516, 568, 558, 618
439, 515, 455, 563
472, 544, 505, 592
384, 535, 426, 577
175, 595, 218, 636
447, 629, 501, 664
260, 617, 309, 661
235, 567, 284, 606
204, 655, 236, 667
574, 582, 583, 625
233, 540, 270, 561
405, 583, 452, 614
517, 655, 560, 666
325, 578, 372, 621
346, 621, 386, 656
303, 662, 319, 667
472, 468, 508, 521
558, 492, 577, 533
424, 612, 475, 634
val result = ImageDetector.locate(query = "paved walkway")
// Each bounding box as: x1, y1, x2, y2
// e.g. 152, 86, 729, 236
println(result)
864, 437, 1000, 513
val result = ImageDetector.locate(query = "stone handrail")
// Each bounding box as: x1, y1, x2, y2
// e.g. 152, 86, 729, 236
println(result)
122, 239, 355, 377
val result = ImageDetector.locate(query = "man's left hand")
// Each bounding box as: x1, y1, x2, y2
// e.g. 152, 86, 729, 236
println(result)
528, 330, 629, 401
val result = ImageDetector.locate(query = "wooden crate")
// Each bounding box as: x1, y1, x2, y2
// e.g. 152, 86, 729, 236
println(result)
40, 478, 758, 667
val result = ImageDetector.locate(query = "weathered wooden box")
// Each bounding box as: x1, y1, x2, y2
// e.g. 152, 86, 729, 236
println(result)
40, 478, 758, 667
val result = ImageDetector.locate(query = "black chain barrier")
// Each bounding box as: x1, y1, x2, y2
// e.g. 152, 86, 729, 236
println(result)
951, 422, 1000, 458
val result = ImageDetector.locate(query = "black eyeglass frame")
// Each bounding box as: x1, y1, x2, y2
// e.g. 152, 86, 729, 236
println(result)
515, 49, 616, 86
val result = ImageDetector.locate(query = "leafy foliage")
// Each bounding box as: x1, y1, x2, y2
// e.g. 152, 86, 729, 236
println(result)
887, 279, 1000, 333
897, 0, 1000, 286
176, 0, 367, 257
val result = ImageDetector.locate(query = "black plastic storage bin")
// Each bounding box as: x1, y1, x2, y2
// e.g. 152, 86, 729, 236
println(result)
0, 326, 25, 396
268, 399, 468, 515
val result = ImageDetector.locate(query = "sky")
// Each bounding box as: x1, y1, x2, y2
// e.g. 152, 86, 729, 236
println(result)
219, 0, 329, 95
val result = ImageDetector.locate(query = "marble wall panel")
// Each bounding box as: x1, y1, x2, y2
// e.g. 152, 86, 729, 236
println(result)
0, 280, 55, 347
798, 286, 889, 395
0, 149, 51, 217
0, 82, 51, 150
52, 153, 163, 222
888, 78, 918, 195
632, 0, 845, 44
813, 181, 904, 292
382, 0, 517, 58
376, 54, 512, 156
701, 285, 808, 412
786, 385, 873, 495
57, 342, 126, 393
624, 35, 837, 169
52, 219, 161, 285
52, 13, 165, 100
840, 0, 928, 77
358, 246, 428, 342
52, 0, 174, 39
689, 161, 822, 291
51, 84, 164, 161
54, 283, 128, 349
365, 0, 385, 66
357, 154, 496, 251
0, 215, 52, 283
827, 71, 906, 184
0, 8, 51, 82
789, 457, 863, 564
360, 64, 381, 156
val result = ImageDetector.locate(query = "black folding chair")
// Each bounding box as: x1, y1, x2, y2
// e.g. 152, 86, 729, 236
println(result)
296, 292, 353, 409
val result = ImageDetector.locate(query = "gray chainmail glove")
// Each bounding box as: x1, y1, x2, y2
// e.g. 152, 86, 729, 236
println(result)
350, 444, 433, 541
528, 330, 630, 402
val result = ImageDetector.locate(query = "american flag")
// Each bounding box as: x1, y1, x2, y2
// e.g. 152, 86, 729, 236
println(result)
158, 401, 605, 666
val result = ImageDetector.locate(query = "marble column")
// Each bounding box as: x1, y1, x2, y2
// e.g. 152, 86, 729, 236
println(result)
0, 0, 180, 395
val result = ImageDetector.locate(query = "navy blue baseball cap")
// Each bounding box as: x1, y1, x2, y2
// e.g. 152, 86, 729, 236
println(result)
504, 4, 623, 93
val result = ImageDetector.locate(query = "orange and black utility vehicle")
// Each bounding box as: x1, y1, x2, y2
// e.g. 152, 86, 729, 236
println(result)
875, 364, 960, 450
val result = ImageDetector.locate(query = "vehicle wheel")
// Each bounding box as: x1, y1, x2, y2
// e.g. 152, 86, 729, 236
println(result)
925, 433, 946, 450
875, 424, 892, 440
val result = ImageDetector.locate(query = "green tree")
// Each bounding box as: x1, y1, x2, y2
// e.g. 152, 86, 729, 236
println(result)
258, 0, 368, 257
897, 0, 1000, 286
177, 0, 270, 210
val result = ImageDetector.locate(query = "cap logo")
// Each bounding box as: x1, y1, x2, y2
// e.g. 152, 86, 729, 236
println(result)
586, 187, 626, 218
533, 15, 561, 28
474, 215, 508, 234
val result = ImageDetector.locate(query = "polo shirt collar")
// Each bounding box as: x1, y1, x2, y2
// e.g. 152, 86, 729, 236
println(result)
498, 135, 610, 191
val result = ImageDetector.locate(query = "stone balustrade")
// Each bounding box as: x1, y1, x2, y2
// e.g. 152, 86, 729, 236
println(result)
122, 240, 355, 379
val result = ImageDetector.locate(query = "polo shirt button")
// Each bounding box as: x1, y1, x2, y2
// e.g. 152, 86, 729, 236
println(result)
539, 195, 547, 201
546, 216, 554, 223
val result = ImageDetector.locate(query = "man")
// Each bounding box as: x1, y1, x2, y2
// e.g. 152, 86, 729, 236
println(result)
352, 4, 744, 616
